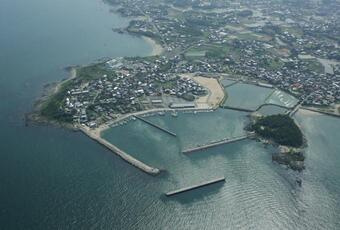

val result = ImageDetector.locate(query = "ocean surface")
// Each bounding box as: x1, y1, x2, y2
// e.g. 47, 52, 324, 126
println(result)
1, 0, 340, 229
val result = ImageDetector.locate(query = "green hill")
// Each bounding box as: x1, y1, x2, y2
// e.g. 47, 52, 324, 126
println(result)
252, 114, 303, 147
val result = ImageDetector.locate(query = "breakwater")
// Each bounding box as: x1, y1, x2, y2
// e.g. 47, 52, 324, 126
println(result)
79, 127, 160, 175
182, 135, 250, 154
165, 177, 225, 196
255, 103, 292, 112
220, 105, 255, 113
133, 115, 177, 137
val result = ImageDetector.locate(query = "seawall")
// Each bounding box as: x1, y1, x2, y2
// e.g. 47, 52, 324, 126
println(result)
166, 177, 225, 196
79, 127, 160, 175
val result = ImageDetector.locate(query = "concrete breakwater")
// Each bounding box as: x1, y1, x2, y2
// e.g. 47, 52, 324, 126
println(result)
220, 105, 255, 113
166, 177, 225, 196
79, 127, 160, 175
133, 115, 177, 137
183, 135, 250, 154
255, 103, 292, 112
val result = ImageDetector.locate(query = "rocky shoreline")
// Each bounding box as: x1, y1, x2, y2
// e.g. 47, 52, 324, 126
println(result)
248, 113, 307, 171
26, 67, 79, 130
272, 146, 305, 171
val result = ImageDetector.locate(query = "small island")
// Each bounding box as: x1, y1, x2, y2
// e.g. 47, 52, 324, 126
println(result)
251, 114, 305, 171
252, 114, 303, 147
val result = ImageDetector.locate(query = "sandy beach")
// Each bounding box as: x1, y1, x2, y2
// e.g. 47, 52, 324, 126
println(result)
53, 67, 77, 94
300, 106, 340, 118
298, 108, 320, 116
181, 74, 225, 109
143, 36, 164, 56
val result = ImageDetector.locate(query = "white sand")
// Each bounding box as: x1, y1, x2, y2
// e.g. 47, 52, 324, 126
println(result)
181, 74, 225, 109
143, 36, 164, 56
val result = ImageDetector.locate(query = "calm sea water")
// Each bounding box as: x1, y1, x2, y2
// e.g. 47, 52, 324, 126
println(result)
257, 105, 287, 116
1, 0, 340, 229
102, 109, 340, 230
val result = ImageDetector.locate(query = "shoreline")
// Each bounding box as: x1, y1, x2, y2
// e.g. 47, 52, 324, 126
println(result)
300, 107, 340, 118
143, 36, 164, 56
96, 107, 216, 134
176, 73, 226, 109
29, 66, 78, 122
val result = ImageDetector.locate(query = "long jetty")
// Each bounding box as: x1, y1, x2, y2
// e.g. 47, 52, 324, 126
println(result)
165, 177, 225, 196
133, 115, 177, 137
220, 105, 255, 113
79, 127, 160, 175
183, 135, 250, 154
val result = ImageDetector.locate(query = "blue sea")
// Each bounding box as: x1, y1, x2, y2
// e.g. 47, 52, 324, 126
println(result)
0, 0, 339, 229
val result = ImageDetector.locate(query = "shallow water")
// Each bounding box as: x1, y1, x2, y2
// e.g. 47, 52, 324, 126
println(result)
257, 104, 288, 115
101, 109, 340, 229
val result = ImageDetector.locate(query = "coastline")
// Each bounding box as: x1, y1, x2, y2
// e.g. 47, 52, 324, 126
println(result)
186, 74, 225, 109
300, 106, 340, 118
27, 67, 78, 127
143, 36, 164, 56
95, 107, 216, 134
29, 17, 168, 174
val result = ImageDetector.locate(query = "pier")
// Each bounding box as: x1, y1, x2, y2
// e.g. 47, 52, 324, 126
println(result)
133, 115, 177, 137
182, 135, 250, 154
166, 177, 225, 196
79, 127, 160, 175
